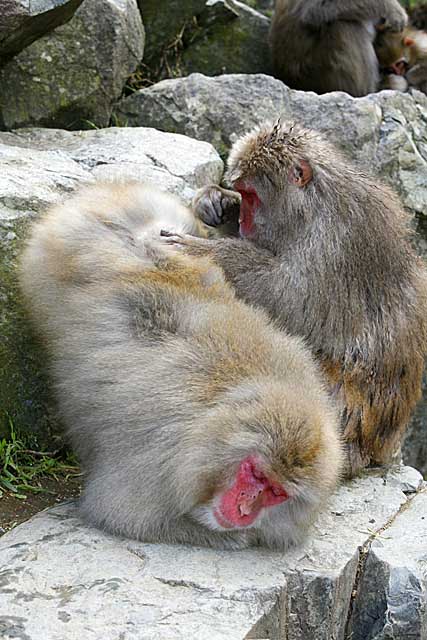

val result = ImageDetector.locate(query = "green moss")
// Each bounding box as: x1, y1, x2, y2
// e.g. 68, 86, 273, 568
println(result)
0, 218, 59, 447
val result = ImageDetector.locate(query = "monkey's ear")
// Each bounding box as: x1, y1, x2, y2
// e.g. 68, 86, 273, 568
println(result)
289, 160, 313, 188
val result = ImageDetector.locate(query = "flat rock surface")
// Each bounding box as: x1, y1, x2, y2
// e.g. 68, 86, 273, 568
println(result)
0, 466, 425, 640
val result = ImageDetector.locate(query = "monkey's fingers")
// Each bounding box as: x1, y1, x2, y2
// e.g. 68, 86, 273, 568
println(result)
193, 185, 241, 228
160, 229, 184, 239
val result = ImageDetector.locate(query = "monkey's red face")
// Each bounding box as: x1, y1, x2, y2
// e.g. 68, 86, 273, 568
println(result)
234, 181, 260, 239
213, 455, 288, 529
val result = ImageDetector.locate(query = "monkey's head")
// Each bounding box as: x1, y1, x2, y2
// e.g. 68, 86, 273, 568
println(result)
190, 379, 341, 535
375, 28, 425, 74
226, 120, 339, 252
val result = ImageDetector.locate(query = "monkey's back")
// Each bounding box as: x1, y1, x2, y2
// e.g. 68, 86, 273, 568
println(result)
19, 182, 330, 463
270, 1, 379, 96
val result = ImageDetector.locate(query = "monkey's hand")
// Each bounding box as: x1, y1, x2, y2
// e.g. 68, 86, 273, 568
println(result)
380, 74, 409, 92
160, 230, 218, 257
377, 3, 408, 33
192, 185, 241, 228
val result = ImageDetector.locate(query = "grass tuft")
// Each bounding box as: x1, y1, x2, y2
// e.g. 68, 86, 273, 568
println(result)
0, 417, 80, 500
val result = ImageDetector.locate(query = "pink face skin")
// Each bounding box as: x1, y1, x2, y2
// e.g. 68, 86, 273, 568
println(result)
234, 180, 260, 239
213, 455, 288, 529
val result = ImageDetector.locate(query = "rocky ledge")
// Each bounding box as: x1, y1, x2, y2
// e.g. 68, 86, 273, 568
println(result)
0, 466, 425, 640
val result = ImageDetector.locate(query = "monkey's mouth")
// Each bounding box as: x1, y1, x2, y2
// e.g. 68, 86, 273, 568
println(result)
213, 506, 260, 529
384, 58, 409, 76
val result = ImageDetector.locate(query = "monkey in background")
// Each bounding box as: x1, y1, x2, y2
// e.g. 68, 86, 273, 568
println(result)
375, 26, 427, 93
19, 182, 342, 549
269, 0, 408, 97
164, 121, 427, 477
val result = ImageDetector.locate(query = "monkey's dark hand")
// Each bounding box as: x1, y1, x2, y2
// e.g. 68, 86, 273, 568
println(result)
192, 185, 241, 228
160, 230, 218, 257
378, 3, 408, 33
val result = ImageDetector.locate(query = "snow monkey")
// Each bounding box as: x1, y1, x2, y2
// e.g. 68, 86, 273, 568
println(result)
375, 26, 427, 93
270, 0, 408, 96
168, 121, 427, 477
19, 182, 342, 549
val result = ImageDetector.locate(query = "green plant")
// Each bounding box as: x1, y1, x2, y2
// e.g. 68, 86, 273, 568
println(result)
0, 417, 79, 499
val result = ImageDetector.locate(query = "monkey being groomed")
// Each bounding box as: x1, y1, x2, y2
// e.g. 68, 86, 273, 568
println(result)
269, 0, 408, 96
19, 183, 342, 549
169, 121, 427, 478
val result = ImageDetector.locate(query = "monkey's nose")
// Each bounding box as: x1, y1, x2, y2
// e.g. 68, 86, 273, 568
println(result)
238, 490, 263, 516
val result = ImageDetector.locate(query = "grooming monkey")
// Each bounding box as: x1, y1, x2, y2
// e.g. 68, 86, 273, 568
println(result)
375, 26, 427, 93
269, 0, 408, 96
166, 122, 427, 477
19, 182, 342, 549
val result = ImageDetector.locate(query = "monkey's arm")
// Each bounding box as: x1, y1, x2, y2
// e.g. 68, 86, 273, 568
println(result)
295, 0, 407, 31
161, 234, 280, 309
141, 516, 251, 550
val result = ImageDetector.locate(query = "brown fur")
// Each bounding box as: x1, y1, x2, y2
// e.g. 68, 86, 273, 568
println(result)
181, 121, 427, 477
269, 0, 407, 96
19, 182, 342, 549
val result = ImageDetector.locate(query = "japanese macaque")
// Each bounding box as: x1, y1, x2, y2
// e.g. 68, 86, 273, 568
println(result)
375, 26, 427, 93
269, 0, 408, 96
19, 182, 342, 549
168, 121, 427, 477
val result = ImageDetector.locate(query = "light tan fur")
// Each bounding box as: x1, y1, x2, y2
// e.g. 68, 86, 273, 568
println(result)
19, 182, 342, 549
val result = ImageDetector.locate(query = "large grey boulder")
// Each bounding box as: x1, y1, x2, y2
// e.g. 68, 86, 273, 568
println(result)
0, 0, 144, 130
0, 466, 424, 639
115, 74, 427, 216
0, 126, 223, 442
138, 0, 270, 81
0, 0, 84, 63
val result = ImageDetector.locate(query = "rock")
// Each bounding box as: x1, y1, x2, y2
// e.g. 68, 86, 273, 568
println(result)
0, 0, 84, 63
347, 489, 427, 640
0, 0, 145, 130
137, 0, 206, 70
138, 0, 270, 81
403, 372, 427, 478
115, 74, 427, 216
179, 1, 271, 77
0, 126, 223, 442
243, 0, 274, 16
0, 466, 424, 639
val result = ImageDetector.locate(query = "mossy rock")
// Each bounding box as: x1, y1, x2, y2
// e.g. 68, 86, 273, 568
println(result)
138, 0, 270, 81
0, 217, 58, 446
